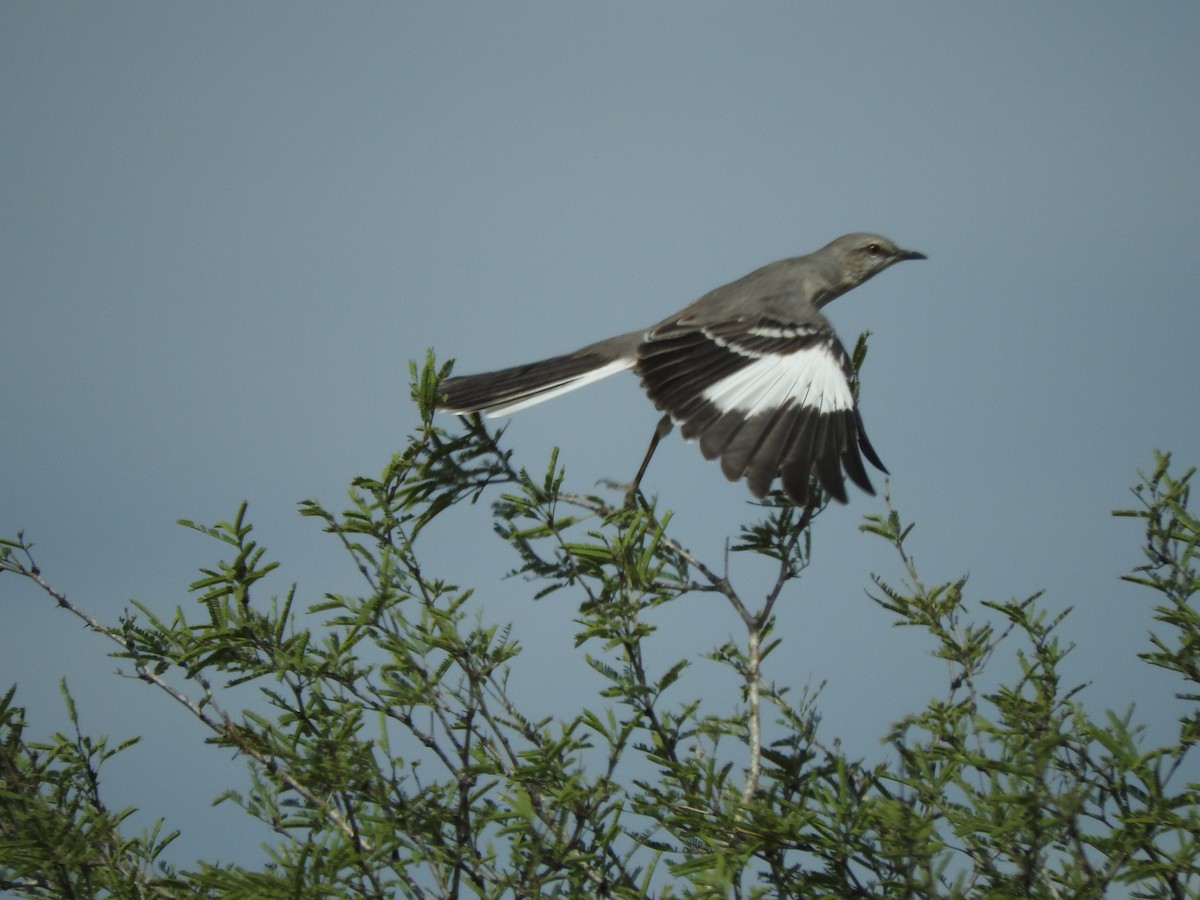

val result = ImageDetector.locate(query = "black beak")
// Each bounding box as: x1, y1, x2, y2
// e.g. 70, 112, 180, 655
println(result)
899, 248, 927, 261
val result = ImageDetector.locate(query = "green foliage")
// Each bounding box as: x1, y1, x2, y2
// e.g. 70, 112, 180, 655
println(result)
1, 355, 1197, 898
0, 682, 179, 898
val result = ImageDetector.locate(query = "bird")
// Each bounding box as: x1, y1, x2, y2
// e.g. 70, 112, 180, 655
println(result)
437, 232, 925, 506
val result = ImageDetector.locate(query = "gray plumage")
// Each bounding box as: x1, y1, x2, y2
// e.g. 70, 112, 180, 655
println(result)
438, 232, 925, 505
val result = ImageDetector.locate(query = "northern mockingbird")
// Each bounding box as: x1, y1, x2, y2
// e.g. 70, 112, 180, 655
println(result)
438, 232, 925, 505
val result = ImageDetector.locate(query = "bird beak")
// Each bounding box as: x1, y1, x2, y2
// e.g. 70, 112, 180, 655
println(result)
899, 249, 927, 261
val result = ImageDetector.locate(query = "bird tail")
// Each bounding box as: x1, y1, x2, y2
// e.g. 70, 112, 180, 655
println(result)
438, 332, 641, 417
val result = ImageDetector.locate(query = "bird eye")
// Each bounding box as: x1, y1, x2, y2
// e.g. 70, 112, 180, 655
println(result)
865, 243, 883, 256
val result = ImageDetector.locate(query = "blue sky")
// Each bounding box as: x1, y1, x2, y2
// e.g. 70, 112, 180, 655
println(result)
3, 2, 1199, 872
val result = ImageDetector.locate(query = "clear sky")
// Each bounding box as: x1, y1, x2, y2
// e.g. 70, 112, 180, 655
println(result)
3, 2, 1199, 872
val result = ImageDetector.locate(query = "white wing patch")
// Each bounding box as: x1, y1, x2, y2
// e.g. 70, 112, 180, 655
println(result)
700, 343, 852, 416
482, 358, 635, 417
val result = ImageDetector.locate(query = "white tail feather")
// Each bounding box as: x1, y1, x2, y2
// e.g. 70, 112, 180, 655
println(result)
480, 358, 635, 417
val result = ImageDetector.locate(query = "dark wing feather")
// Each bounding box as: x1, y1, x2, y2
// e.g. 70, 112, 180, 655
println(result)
744, 403, 803, 498
841, 426, 875, 494
854, 407, 888, 474
813, 412, 848, 503
721, 404, 790, 481
699, 410, 750, 461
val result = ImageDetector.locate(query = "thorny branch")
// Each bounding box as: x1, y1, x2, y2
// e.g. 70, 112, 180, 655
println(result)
0, 538, 369, 852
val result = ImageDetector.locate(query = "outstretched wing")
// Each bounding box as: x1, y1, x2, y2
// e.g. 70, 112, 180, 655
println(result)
635, 317, 886, 505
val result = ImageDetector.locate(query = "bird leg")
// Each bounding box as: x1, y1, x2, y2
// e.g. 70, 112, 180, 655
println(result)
627, 414, 675, 500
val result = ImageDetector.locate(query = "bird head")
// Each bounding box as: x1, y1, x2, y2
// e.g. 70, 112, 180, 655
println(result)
809, 232, 925, 307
